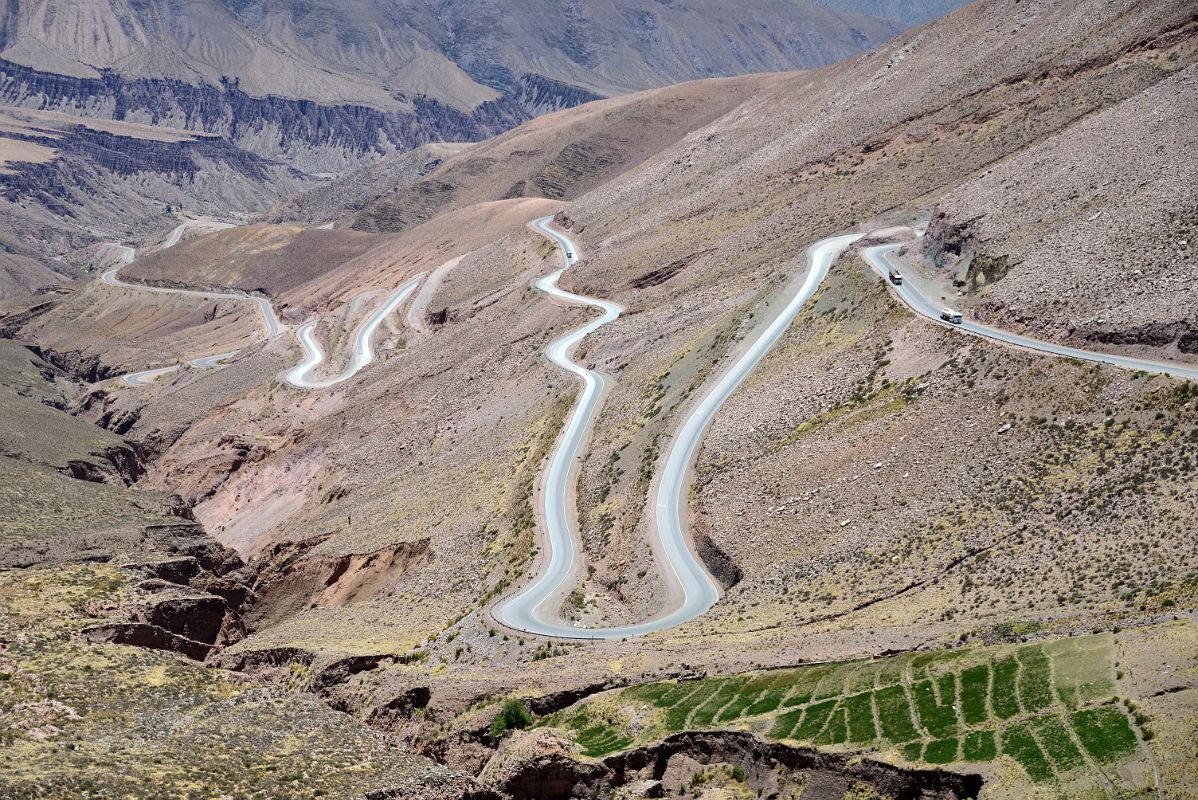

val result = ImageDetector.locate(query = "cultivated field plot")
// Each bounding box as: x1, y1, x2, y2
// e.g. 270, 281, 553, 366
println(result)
543, 634, 1156, 795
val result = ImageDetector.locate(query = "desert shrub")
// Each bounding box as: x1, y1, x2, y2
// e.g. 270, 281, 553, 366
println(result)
490, 699, 534, 739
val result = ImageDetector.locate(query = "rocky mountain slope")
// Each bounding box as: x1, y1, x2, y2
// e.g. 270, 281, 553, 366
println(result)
0, 0, 921, 271
0, 340, 495, 798
818, 0, 968, 23
1, 0, 906, 110
2, 0, 1195, 797
925, 66, 1197, 356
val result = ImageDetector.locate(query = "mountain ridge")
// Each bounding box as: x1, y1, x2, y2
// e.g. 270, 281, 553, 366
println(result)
1, 0, 1195, 797
0, 0, 911, 111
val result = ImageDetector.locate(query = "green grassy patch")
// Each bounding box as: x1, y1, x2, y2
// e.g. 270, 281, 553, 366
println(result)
1016, 646, 1054, 712
576, 724, 633, 757
817, 705, 849, 745
923, 737, 960, 764
963, 729, 997, 762
546, 633, 1147, 791
662, 683, 709, 729
844, 692, 878, 744
768, 707, 804, 740
777, 666, 830, 709
1002, 723, 1055, 782
793, 699, 837, 741
716, 674, 778, 722
959, 664, 990, 724
875, 685, 921, 743
744, 687, 788, 716
1070, 706, 1139, 764
1031, 715, 1084, 773
690, 678, 746, 727
990, 657, 1021, 719
625, 682, 673, 705
912, 675, 958, 738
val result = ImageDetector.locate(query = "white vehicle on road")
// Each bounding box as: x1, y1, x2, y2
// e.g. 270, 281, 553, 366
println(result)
940, 308, 963, 324
863, 239, 1198, 380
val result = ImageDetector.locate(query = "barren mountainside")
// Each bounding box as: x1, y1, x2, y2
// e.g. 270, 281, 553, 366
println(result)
0, 0, 921, 265
0, 0, 910, 107
0, 0, 1195, 798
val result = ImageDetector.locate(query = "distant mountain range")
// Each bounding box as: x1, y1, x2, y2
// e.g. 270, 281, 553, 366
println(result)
0, 0, 928, 113
0, 0, 972, 256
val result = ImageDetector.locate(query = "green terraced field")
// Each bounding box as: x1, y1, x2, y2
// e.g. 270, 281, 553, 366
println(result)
542, 633, 1149, 794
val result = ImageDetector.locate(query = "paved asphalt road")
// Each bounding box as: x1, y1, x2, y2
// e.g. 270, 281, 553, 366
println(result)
495, 217, 625, 639
862, 243, 1198, 381
120, 366, 181, 386
188, 351, 241, 369
101, 266, 281, 340
280, 276, 422, 389
497, 220, 865, 639
101, 222, 280, 384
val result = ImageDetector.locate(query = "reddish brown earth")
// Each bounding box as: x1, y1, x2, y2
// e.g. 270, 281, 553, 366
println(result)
2, 0, 1196, 797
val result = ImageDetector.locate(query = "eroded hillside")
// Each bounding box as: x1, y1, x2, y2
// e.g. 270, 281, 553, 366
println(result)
0, 0, 915, 263
1, 0, 1195, 797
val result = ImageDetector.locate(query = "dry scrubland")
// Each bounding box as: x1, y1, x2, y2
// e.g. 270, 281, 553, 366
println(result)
686, 254, 1198, 640
23, 280, 264, 376
0, 564, 479, 798
0, 0, 1195, 797
554, 0, 1198, 627
0, 0, 911, 267
0, 344, 489, 797
930, 66, 1198, 357
0, 0, 903, 112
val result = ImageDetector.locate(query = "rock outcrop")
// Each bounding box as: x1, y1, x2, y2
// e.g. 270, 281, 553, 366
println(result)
83, 621, 213, 661
479, 729, 608, 800
239, 535, 433, 633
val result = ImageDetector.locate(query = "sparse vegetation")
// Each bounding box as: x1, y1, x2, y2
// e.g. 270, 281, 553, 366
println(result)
489, 699, 534, 740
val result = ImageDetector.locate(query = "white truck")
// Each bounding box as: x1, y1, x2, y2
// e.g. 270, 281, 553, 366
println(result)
940, 308, 963, 324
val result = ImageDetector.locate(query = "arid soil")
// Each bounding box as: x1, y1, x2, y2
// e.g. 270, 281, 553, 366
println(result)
1, 0, 1195, 797
0, 0, 912, 269
927, 66, 1198, 358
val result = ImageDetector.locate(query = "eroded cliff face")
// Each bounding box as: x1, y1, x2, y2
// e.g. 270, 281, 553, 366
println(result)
478, 729, 983, 800
0, 59, 606, 255
0, 60, 603, 172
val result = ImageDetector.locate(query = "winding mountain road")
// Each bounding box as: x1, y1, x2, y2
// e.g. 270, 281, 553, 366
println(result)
496, 219, 865, 639
280, 276, 422, 389
862, 242, 1198, 381
102, 221, 280, 384
102, 265, 281, 341
407, 256, 463, 336
495, 218, 624, 639
120, 366, 181, 386
104, 220, 425, 389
